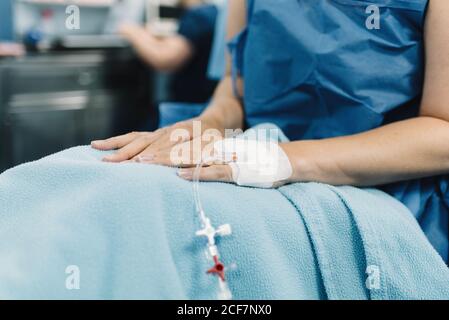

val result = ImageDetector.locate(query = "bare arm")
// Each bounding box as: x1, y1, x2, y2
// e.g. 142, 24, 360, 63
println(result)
283, 0, 449, 186
0, 43, 24, 57
198, 0, 246, 131
120, 24, 194, 72
92, 0, 247, 163
179, 0, 449, 186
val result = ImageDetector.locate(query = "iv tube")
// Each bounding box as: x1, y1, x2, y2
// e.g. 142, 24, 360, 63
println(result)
193, 160, 207, 226
192, 156, 233, 300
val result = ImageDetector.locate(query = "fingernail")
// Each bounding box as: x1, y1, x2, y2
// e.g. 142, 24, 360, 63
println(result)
91, 140, 101, 146
136, 155, 154, 163
177, 169, 192, 179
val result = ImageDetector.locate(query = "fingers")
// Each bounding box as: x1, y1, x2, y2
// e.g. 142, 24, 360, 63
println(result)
91, 127, 180, 163
132, 147, 189, 168
92, 119, 221, 165
136, 134, 219, 167
177, 165, 234, 183
134, 148, 173, 167
141, 128, 174, 154
143, 124, 193, 155
91, 132, 140, 151
102, 135, 157, 163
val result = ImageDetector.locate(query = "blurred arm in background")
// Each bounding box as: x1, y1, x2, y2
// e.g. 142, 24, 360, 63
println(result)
119, 0, 212, 72
0, 43, 24, 57
119, 23, 192, 72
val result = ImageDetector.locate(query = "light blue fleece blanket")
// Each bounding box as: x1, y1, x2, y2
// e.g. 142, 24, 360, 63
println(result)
0, 146, 448, 299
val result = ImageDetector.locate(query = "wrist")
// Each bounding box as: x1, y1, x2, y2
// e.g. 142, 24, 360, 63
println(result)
281, 141, 320, 183
197, 112, 228, 135
199, 99, 244, 133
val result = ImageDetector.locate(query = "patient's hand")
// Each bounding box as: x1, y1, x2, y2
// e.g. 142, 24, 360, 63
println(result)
91, 118, 224, 167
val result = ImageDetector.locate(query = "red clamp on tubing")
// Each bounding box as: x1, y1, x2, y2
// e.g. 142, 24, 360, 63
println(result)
207, 256, 226, 281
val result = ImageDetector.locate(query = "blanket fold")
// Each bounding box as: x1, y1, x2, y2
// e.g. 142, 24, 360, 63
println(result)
0, 146, 448, 299
279, 184, 449, 299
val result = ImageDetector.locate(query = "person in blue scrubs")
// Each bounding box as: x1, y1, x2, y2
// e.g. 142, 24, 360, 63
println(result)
0, 0, 24, 57
93, 0, 449, 262
119, 0, 218, 103
0, 0, 13, 41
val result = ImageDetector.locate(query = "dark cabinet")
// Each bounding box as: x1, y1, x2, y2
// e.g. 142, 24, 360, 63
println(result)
0, 49, 156, 172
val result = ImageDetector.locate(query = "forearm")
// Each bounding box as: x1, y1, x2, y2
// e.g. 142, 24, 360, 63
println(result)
124, 30, 189, 71
199, 76, 244, 132
126, 32, 162, 66
198, 0, 246, 133
286, 0, 449, 187
284, 116, 449, 186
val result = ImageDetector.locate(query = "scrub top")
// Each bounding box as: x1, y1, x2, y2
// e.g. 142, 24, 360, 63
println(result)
229, 0, 448, 262
172, 4, 219, 103
0, 0, 14, 41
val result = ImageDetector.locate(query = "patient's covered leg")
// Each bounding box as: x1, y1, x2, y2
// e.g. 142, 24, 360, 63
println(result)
0, 146, 324, 299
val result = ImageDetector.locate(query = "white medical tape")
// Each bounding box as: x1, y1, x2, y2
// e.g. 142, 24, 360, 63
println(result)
213, 138, 293, 188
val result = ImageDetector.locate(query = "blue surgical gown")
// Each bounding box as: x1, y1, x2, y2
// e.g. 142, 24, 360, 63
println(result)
229, 0, 448, 262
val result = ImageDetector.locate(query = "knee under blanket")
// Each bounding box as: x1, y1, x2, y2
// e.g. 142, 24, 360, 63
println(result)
0, 146, 448, 299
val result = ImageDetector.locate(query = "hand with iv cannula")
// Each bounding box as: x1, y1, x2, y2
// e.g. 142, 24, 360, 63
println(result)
94, 0, 449, 189
91, 74, 269, 186
92, 0, 293, 188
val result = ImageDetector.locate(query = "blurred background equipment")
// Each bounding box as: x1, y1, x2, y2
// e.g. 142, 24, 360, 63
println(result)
0, 0, 158, 172
104, 0, 147, 35
0, 49, 154, 172
0, 0, 227, 172
146, 0, 181, 36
